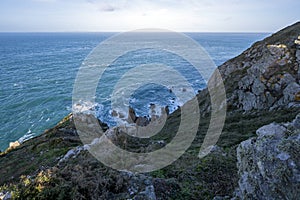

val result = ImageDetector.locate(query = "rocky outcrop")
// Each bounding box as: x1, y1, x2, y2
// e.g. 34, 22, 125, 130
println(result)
234, 114, 300, 199
216, 22, 300, 112
127, 105, 169, 127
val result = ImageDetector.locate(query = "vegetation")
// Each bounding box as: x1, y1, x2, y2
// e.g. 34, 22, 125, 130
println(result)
0, 107, 298, 199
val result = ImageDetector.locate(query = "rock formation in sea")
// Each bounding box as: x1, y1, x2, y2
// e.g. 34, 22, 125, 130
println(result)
0, 22, 300, 199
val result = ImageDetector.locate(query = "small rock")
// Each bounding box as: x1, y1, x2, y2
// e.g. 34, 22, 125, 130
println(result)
0, 192, 12, 200
111, 110, 118, 117
9, 141, 20, 149
256, 123, 286, 138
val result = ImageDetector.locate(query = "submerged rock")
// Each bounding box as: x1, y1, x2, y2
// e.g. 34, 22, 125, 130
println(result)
234, 114, 300, 199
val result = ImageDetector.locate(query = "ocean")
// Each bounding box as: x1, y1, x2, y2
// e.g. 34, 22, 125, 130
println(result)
0, 32, 268, 151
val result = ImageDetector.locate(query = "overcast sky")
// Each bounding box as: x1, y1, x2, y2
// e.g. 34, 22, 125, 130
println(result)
0, 0, 299, 32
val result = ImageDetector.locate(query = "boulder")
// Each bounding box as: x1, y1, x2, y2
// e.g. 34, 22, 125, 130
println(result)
234, 114, 300, 199
238, 91, 257, 111
252, 79, 265, 96
8, 141, 20, 150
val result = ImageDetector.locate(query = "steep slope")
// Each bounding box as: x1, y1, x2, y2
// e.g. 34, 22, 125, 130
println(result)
0, 22, 300, 199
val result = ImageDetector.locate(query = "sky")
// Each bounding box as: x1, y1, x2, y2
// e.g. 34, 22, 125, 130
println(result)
0, 0, 299, 32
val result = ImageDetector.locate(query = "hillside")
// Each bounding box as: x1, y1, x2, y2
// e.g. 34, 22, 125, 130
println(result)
0, 22, 299, 200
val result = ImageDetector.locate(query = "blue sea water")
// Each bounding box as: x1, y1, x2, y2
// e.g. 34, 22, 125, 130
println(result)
0, 32, 268, 151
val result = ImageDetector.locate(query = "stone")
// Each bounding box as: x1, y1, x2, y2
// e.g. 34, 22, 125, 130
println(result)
292, 113, 300, 129
135, 116, 150, 127
295, 38, 300, 45
134, 185, 156, 200
126, 173, 156, 200
273, 83, 282, 93
8, 141, 20, 150
252, 79, 265, 96
256, 123, 286, 139
283, 82, 300, 103
0, 192, 12, 200
58, 146, 87, 164
111, 110, 118, 117
128, 107, 137, 123
267, 44, 289, 60
234, 115, 300, 199
238, 76, 254, 90
279, 73, 295, 87
239, 92, 257, 111
265, 91, 275, 106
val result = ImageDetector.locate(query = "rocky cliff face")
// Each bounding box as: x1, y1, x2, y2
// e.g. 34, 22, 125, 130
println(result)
218, 22, 300, 111
234, 114, 300, 199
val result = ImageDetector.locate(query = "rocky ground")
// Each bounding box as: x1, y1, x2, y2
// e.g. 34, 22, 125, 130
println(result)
0, 22, 300, 199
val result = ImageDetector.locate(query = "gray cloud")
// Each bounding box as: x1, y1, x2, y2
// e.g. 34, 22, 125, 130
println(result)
98, 4, 116, 12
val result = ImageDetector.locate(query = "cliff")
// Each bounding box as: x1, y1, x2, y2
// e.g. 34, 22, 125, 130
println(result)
0, 22, 300, 199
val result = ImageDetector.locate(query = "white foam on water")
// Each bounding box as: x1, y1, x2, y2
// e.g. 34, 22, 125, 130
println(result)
18, 132, 35, 143
73, 100, 98, 114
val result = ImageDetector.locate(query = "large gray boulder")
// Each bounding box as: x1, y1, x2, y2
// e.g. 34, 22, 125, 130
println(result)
234, 114, 300, 199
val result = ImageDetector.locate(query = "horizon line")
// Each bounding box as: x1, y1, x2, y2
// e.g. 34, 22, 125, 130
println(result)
0, 31, 271, 34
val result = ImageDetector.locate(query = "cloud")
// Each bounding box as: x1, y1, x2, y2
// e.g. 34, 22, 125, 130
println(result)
86, 0, 118, 12
98, 3, 116, 12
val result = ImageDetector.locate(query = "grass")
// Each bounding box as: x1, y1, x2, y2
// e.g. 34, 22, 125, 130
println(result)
0, 106, 298, 199
0, 115, 82, 185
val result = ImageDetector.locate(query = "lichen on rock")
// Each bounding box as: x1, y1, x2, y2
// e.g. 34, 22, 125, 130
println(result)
234, 114, 300, 199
